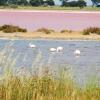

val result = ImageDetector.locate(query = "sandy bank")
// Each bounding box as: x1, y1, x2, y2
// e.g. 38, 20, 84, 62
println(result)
0, 32, 100, 40
0, 9, 100, 14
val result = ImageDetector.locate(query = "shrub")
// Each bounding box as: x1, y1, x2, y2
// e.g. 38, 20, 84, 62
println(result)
36, 28, 55, 34
61, 29, 72, 33
83, 27, 100, 35
3, 28, 16, 33
0, 25, 27, 33
61, 29, 69, 33
0, 26, 3, 31
83, 29, 90, 35
18, 28, 27, 32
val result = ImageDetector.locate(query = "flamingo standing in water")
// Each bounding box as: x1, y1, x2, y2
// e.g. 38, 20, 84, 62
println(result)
57, 46, 63, 52
49, 48, 56, 52
29, 43, 36, 48
74, 49, 81, 56
49, 46, 63, 52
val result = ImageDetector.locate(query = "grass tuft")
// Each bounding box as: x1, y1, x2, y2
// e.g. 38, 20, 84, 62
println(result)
83, 27, 100, 35
36, 28, 55, 34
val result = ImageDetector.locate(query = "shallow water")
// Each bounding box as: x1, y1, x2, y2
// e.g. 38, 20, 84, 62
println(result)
0, 39, 100, 86
0, 11, 100, 31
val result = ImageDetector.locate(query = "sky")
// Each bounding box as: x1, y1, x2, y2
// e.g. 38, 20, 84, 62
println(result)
53, 0, 92, 6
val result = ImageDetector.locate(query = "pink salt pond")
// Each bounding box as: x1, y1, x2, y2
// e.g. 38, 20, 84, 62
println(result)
0, 11, 100, 31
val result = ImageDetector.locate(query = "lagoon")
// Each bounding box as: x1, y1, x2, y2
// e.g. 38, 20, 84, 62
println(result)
0, 11, 100, 31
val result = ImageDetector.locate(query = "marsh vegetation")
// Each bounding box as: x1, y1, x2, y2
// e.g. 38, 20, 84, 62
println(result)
0, 25, 27, 33
83, 27, 100, 35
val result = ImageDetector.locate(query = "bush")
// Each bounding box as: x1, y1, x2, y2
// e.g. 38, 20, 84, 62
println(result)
83, 30, 90, 35
62, 0, 86, 8
0, 25, 27, 33
61, 29, 69, 33
61, 29, 72, 33
83, 27, 100, 35
18, 28, 27, 32
36, 28, 55, 34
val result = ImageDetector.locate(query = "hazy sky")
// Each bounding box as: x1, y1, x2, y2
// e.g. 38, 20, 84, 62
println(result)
53, 0, 92, 6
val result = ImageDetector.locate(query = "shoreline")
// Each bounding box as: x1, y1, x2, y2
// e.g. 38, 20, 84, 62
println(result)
0, 32, 100, 41
0, 9, 100, 14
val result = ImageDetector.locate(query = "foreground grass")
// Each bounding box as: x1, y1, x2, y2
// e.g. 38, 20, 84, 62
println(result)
0, 6, 100, 11
0, 71, 100, 100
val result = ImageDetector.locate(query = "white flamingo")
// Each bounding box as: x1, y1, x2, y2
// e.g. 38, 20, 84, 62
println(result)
29, 43, 36, 48
57, 46, 63, 52
74, 49, 81, 56
49, 48, 56, 52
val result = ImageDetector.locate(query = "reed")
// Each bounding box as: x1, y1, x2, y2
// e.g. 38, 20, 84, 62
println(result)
0, 68, 99, 100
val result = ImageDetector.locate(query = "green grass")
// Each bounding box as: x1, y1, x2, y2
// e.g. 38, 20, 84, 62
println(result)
0, 6, 100, 11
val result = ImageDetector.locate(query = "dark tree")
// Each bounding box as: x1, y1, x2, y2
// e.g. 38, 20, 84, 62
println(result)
7, 0, 18, 5
62, 0, 86, 8
17, 0, 29, 5
61, 0, 68, 6
43, 0, 54, 6
30, 0, 43, 6
91, 0, 100, 7
68, 1, 78, 7
0, 0, 7, 5
77, 0, 86, 8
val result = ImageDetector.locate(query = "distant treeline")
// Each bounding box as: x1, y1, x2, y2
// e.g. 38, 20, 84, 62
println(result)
0, 0, 55, 6
62, 0, 86, 8
0, 0, 100, 8
0, 0, 87, 8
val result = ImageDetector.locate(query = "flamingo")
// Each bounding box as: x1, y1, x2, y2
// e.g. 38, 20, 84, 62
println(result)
74, 49, 81, 56
29, 43, 36, 48
49, 48, 56, 52
57, 46, 63, 52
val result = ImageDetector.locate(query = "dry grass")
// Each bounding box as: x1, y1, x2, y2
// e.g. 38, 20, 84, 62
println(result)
0, 66, 100, 100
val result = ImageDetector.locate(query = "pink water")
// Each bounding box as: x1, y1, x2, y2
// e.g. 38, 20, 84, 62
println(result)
0, 11, 100, 31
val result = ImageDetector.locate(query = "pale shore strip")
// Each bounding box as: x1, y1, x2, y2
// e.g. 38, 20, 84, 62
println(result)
0, 9, 100, 14
0, 32, 100, 41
